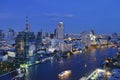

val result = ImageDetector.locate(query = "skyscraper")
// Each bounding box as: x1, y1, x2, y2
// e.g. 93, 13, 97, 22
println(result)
56, 22, 64, 40
37, 29, 43, 43
90, 30, 96, 42
15, 17, 35, 63
0, 30, 4, 41
8, 28, 15, 41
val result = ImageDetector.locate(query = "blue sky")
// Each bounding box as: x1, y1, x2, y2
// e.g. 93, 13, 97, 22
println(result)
0, 0, 120, 34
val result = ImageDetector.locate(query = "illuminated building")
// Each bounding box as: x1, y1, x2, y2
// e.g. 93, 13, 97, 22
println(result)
50, 33, 54, 39
90, 30, 96, 43
56, 22, 64, 40
7, 28, 16, 44
59, 43, 72, 52
0, 30, 4, 41
8, 28, 15, 40
15, 31, 35, 58
37, 29, 43, 43
15, 17, 35, 63
90, 30, 97, 47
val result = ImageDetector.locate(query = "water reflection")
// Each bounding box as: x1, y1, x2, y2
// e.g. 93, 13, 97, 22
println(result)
24, 68, 30, 80
23, 48, 118, 80
57, 58, 63, 64
58, 70, 72, 80
90, 49, 96, 53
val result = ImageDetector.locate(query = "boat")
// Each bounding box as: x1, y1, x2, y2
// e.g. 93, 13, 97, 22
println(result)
58, 70, 72, 78
84, 64, 87, 67
79, 77, 87, 80
85, 69, 105, 80
12, 68, 25, 80
16, 68, 25, 77
93, 58, 97, 61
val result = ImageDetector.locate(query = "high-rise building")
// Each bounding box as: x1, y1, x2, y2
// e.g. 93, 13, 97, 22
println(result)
54, 22, 65, 52
8, 28, 15, 41
37, 30, 42, 43
56, 22, 64, 40
15, 17, 35, 62
0, 30, 4, 41
15, 31, 35, 58
90, 30, 97, 45
90, 30, 96, 42
50, 33, 54, 39
45, 32, 49, 37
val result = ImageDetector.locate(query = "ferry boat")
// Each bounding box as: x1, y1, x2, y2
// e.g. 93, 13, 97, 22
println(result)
88, 69, 105, 80
80, 69, 105, 80
13, 68, 25, 79
58, 70, 72, 78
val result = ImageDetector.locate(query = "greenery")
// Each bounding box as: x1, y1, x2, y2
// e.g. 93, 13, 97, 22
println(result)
0, 60, 20, 75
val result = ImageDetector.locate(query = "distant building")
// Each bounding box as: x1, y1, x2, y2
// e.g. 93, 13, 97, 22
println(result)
0, 30, 4, 41
99, 38, 108, 45
15, 17, 35, 61
7, 28, 16, 45
7, 51, 16, 58
15, 31, 35, 59
0, 52, 8, 61
45, 32, 49, 37
15, 17, 35, 60
59, 43, 72, 52
51, 39, 59, 49
8, 28, 15, 40
56, 22, 64, 40
90, 30, 96, 42
50, 33, 54, 39
37, 30, 43, 43
90, 30, 97, 45
54, 29, 57, 38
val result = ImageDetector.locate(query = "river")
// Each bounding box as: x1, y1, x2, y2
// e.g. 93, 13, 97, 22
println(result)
0, 47, 118, 80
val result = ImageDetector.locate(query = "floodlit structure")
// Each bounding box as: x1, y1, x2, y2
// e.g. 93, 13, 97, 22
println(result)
90, 30, 97, 45
56, 22, 64, 40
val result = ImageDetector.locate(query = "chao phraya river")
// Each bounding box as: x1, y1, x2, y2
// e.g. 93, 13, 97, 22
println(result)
0, 47, 118, 80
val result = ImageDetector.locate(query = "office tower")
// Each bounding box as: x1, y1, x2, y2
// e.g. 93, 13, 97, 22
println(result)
50, 33, 54, 39
90, 30, 96, 42
56, 22, 64, 40
45, 32, 49, 37
0, 30, 4, 41
37, 30, 43, 43
16, 32, 35, 56
54, 29, 57, 38
15, 17, 35, 62
8, 28, 15, 41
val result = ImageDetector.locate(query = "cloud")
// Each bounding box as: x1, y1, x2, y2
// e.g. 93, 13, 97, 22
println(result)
64, 14, 74, 17
0, 13, 12, 19
0, 13, 21, 20
44, 13, 74, 18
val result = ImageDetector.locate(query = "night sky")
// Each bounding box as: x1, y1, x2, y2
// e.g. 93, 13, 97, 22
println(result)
0, 0, 120, 34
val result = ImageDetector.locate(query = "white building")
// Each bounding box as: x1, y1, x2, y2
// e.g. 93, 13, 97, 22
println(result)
0, 54, 8, 61
56, 22, 64, 40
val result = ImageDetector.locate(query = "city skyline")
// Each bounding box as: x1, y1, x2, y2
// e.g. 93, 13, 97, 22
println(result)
1, 1, 120, 80
0, 0, 120, 34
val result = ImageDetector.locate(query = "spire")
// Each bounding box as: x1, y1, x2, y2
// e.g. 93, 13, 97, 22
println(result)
26, 16, 30, 32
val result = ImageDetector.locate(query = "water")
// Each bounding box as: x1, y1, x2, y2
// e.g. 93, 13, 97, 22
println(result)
0, 48, 118, 80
